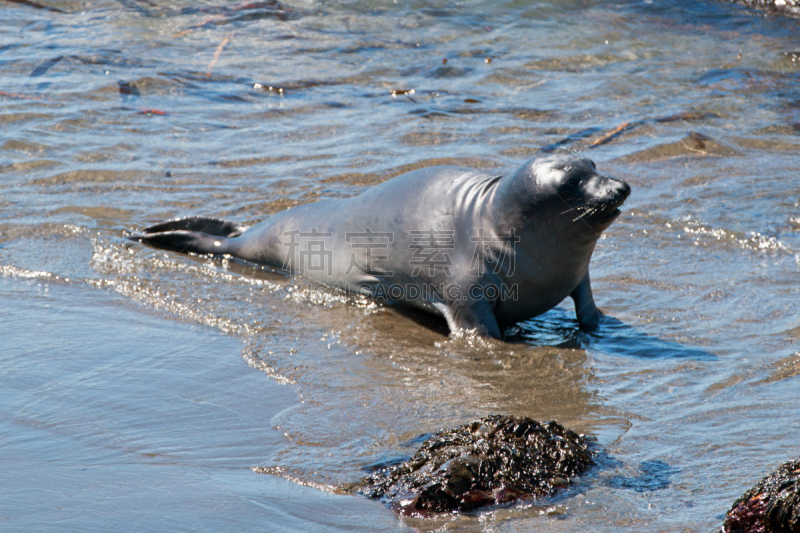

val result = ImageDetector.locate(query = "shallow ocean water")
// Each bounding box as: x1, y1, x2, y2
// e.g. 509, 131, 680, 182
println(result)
1, 0, 799, 531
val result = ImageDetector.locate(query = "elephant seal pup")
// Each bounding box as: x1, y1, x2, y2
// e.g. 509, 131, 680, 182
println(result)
131, 154, 630, 339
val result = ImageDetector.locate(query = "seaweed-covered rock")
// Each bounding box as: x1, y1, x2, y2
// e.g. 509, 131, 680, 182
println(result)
723, 459, 800, 533
359, 415, 595, 515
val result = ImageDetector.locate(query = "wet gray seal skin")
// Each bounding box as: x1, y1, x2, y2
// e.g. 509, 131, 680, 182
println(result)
131, 154, 630, 339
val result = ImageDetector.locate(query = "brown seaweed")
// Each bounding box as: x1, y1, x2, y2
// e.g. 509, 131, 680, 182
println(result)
356, 415, 595, 516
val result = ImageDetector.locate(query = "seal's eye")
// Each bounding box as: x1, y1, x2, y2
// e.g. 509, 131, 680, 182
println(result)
558, 177, 582, 198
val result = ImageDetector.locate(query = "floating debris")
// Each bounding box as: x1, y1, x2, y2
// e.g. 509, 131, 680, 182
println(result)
541, 127, 602, 152
131, 108, 167, 115
207, 35, 231, 77
253, 83, 284, 94
589, 121, 637, 147
117, 80, 140, 96
356, 415, 595, 515
542, 110, 719, 152
723, 459, 800, 533
4, 0, 65, 12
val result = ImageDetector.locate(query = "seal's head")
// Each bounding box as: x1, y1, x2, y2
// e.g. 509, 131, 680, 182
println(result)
501, 154, 630, 237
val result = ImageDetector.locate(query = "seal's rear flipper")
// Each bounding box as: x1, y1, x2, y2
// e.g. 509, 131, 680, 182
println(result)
140, 216, 246, 238
129, 216, 247, 256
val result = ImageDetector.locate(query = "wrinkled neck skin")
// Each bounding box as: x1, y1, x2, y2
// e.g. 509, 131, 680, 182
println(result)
466, 165, 607, 330
485, 170, 602, 286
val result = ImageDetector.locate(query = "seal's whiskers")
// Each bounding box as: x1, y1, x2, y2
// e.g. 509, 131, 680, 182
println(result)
573, 206, 599, 222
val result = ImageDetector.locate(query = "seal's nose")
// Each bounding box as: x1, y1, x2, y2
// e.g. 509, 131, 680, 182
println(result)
614, 178, 631, 201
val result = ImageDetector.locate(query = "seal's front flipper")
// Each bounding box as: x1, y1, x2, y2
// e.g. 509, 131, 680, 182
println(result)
129, 216, 247, 256
434, 298, 502, 340
570, 273, 602, 330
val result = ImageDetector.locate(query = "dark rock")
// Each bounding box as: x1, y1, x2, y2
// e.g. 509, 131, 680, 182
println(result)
723, 459, 800, 533
357, 415, 595, 515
